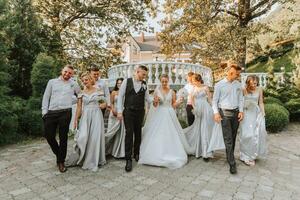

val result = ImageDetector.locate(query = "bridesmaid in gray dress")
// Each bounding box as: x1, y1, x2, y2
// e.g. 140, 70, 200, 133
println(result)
183, 74, 214, 161
105, 78, 126, 158
66, 72, 106, 171
240, 75, 267, 166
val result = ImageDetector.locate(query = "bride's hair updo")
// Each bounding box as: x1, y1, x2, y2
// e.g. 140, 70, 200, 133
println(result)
160, 74, 169, 80
193, 73, 204, 84
80, 71, 95, 85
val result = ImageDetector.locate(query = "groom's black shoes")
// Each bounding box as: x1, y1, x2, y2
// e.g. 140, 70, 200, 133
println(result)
57, 163, 67, 173
134, 154, 139, 162
125, 160, 132, 172
229, 164, 237, 174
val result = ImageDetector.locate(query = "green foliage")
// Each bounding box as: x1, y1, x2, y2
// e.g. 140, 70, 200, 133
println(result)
31, 53, 57, 97
264, 66, 300, 104
34, 0, 154, 73
0, 96, 27, 145
264, 96, 284, 106
247, 46, 297, 73
19, 109, 43, 137
265, 103, 289, 133
6, 0, 48, 99
0, 101, 19, 145
160, 0, 295, 68
285, 98, 300, 121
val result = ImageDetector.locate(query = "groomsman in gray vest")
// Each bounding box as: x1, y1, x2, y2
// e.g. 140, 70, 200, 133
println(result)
212, 63, 244, 174
42, 65, 80, 172
117, 65, 152, 172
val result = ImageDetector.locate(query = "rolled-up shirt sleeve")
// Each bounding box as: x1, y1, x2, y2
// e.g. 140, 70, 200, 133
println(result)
238, 87, 244, 113
42, 80, 52, 115
74, 83, 81, 95
117, 79, 127, 113
212, 84, 220, 114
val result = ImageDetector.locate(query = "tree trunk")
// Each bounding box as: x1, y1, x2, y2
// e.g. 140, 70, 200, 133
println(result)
237, 21, 247, 71
237, 36, 247, 71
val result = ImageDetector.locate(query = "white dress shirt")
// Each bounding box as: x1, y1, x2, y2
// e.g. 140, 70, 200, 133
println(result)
95, 79, 111, 106
212, 78, 244, 114
42, 77, 81, 115
184, 83, 194, 105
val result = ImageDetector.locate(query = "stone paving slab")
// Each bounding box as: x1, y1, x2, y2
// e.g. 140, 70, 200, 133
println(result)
0, 123, 299, 200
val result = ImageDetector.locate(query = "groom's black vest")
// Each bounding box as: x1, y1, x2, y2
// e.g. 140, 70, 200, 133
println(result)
124, 78, 146, 110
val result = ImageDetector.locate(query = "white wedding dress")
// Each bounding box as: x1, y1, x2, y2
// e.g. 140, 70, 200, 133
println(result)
139, 88, 188, 169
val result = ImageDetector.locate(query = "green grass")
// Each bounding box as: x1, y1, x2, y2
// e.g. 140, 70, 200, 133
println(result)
246, 50, 297, 73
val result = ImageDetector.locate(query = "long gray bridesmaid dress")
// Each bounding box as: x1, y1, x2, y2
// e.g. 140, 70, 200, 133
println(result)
239, 90, 267, 162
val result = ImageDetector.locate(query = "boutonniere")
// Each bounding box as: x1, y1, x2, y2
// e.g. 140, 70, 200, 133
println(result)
141, 82, 147, 90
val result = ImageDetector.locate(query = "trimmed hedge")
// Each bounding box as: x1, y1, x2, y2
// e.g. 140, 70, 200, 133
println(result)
264, 96, 284, 106
265, 103, 289, 133
285, 98, 300, 122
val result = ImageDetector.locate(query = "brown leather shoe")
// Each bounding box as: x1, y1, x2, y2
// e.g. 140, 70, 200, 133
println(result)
58, 163, 67, 173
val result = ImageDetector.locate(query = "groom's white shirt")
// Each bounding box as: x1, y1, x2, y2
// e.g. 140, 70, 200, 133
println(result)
212, 78, 244, 114
117, 77, 152, 113
184, 83, 194, 105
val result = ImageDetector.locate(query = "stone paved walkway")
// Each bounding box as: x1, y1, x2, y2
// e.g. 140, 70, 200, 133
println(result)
0, 123, 299, 200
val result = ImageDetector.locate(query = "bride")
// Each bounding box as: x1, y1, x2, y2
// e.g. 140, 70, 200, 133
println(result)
138, 74, 189, 169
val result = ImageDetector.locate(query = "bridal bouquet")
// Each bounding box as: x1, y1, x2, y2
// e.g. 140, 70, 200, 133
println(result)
176, 88, 188, 102
97, 89, 106, 104
98, 96, 106, 104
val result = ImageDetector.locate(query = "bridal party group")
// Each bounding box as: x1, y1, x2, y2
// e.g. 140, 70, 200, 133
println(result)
41, 63, 267, 174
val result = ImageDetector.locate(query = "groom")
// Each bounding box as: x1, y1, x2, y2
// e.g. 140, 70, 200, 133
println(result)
117, 65, 151, 172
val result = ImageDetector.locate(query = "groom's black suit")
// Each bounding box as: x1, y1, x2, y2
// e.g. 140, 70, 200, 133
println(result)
123, 78, 147, 160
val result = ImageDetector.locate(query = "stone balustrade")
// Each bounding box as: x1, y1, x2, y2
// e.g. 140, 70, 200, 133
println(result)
106, 62, 289, 89
241, 72, 285, 88
107, 62, 213, 89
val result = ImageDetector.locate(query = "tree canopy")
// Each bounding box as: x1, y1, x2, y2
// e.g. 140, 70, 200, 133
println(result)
159, 0, 294, 68
33, 0, 155, 72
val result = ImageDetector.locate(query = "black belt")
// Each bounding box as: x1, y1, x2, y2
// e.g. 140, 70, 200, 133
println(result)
219, 108, 239, 112
48, 108, 72, 114
124, 107, 144, 111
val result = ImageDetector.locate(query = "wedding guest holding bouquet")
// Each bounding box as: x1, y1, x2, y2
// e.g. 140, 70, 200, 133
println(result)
66, 72, 106, 171
89, 65, 110, 115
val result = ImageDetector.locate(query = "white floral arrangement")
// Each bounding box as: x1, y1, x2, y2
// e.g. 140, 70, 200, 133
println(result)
97, 88, 106, 104
141, 82, 147, 91
177, 88, 188, 100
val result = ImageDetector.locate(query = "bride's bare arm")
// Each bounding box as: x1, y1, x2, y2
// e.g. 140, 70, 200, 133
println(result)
153, 90, 159, 107
258, 87, 265, 115
74, 97, 82, 129
205, 86, 212, 105
172, 91, 182, 108
172, 91, 176, 108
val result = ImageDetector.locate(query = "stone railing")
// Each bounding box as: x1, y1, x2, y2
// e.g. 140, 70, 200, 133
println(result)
107, 62, 213, 89
106, 62, 288, 89
240, 73, 285, 88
